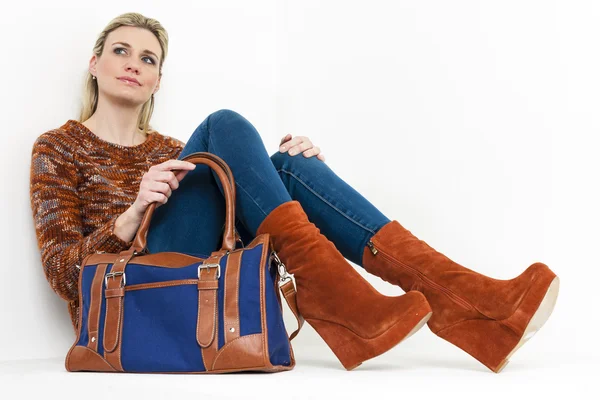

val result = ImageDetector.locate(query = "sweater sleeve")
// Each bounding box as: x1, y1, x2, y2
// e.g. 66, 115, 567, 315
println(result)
29, 132, 133, 302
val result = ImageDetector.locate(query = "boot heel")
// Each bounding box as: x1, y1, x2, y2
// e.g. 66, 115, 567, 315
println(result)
434, 318, 520, 373
435, 270, 560, 373
307, 311, 432, 371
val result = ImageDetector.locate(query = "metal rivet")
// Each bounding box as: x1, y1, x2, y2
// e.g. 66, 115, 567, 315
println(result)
120, 258, 125, 262
91, 337, 96, 342
229, 327, 235, 333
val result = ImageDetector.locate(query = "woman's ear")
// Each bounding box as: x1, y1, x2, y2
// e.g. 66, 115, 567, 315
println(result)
88, 54, 97, 77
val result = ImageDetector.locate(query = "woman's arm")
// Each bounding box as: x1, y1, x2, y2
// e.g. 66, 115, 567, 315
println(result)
113, 206, 144, 244
29, 133, 134, 302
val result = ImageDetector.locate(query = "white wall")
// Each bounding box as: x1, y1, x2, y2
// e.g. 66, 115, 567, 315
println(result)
1, 0, 597, 364
274, 0, 600, 364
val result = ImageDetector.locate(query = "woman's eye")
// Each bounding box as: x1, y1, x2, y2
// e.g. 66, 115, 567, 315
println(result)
114, 48, 155, 65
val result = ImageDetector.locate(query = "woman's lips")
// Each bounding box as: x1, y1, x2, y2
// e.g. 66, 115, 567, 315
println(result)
118, 78, 141, 86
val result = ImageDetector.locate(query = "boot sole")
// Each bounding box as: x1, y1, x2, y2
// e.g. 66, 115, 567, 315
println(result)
307, 309, 432, 371
494, 275, 560, 372
435, 270, 559, 373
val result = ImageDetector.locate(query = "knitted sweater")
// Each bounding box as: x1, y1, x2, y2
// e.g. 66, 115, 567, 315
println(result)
29, 119, 186, 333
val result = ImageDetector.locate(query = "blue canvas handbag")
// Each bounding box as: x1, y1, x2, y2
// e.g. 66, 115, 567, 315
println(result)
65, 152, 304, 373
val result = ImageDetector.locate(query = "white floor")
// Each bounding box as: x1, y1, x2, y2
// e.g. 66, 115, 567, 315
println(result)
0, 328, 592, 400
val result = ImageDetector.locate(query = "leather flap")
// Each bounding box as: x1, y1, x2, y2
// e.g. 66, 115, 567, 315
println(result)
65, 345, 117, 372
197, 265, 220, 348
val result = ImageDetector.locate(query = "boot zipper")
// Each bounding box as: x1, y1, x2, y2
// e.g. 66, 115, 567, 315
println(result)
366, 241, 378, 255
367, 240, 473, 310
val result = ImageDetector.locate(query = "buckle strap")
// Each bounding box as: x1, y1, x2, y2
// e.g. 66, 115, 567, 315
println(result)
87, 263, 108, 352
103, 251, 135, 372
197, 258, 221, 349
223, 251, 243, 344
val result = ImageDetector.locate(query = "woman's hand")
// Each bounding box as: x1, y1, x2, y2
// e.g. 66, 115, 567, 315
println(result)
131, 159, 197, 216
279, 134, 326, 162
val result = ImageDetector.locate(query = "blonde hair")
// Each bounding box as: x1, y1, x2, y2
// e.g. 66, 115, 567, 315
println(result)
78, 12, 169, 135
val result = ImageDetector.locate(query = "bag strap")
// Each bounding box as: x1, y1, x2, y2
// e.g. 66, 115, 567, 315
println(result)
271, 250, 304, 341
279, 279, 304, 341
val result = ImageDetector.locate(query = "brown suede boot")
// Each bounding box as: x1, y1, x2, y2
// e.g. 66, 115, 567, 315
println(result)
362, 220, 560, 373
256, 201, 433, 370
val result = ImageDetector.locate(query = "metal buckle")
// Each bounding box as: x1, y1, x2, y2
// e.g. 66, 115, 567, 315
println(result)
236, 236, 244, 249
133, 248, 148, 256
235, 227, 244, 249
270, 252, 292, 286
198, 263, 221, 279
104, 271, 126, 287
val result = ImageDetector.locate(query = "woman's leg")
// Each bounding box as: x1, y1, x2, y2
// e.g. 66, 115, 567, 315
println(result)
149, 108, 390, 260
145, 130, 224, 256
150, 108, 431, 370
270, 149, 559, 373
185, 110, 294, 236
269, 151, 391, 266
146, 109, 292, 255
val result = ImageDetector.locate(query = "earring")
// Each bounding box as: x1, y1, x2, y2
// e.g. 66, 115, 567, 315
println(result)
92, 76, 96, 80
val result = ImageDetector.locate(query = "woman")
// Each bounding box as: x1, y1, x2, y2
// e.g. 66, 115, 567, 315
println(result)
29, 12, 559, 373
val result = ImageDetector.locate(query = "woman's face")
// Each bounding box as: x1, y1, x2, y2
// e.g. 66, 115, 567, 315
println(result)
89, 26, 162, 108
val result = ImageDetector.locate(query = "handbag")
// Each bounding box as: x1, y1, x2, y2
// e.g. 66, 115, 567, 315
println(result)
65, 152, 305, 373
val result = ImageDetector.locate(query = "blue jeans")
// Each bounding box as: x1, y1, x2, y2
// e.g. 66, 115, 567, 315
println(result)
146, 109, 391, 267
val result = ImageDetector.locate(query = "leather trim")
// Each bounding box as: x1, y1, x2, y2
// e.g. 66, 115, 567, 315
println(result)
281, 280, 304, 341
258, 236, 270, 367
102, 252, 135, 372
126, 279, 198, 291
198, 250, 226, 371
87, 263, 108, 352
103, 279, 124, 353
64, 258, 90, 371
197, 280, 219, 290
196, 255, 220, 349
65, 346, 117, 372
224, 251, 242, 344
84, 238, 269, 269
105, 287, 125, 298
196, 266, 219, 348
211, 333, 264, 370
86, 252, 205, 267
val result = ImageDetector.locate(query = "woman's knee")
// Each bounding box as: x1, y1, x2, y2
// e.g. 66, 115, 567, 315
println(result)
184, 109, 251, 156
207, 109, 250, 132
270, 150, 317, 171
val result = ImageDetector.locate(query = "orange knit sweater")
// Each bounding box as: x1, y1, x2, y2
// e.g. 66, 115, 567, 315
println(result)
29, 119, 186, 333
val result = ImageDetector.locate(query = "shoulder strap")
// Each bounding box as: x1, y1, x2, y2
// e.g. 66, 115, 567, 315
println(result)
279, 279, 304, 340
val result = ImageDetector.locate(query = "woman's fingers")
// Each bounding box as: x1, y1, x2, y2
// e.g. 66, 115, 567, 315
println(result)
280, 136, 324, 161
154, 159, 196, 175
302, 146, 326, 162
151, 159, 197, 183
280, 133, 292, 146
288, 140, 313, 156
280, 136, 301, 152
302, 146, 321, 157
152, 180, 172, 198
282, 136, 312, 155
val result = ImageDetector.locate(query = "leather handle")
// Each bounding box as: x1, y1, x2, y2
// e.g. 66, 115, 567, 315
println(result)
131, 152, 237, 253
